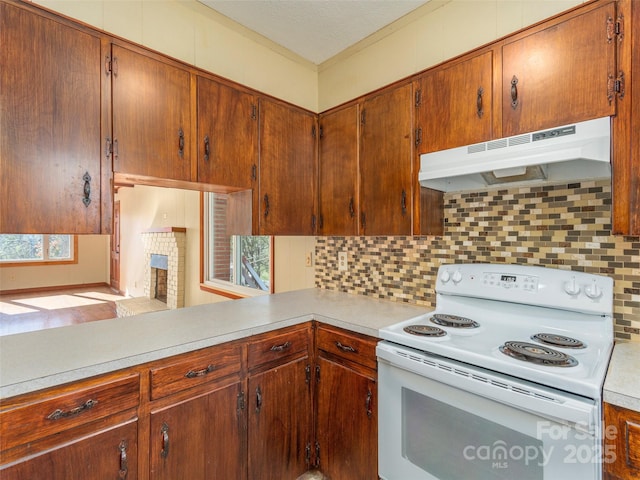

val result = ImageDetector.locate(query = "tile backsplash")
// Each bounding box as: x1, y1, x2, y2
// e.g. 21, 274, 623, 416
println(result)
315, 180, 640, 342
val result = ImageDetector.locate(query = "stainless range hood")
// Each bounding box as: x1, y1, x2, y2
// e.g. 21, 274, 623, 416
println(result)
419, 116, 611, 192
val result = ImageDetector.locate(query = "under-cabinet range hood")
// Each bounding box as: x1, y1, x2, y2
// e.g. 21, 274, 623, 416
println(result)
419, 116, 611, 192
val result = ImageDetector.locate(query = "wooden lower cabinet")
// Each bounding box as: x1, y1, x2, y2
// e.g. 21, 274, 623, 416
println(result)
1, 420, 137, 480
248, 357, 313, 479
604, 402, 640, 480
149, 381, 245, 480
0, 323, 380, 480
315, 324, 378, 480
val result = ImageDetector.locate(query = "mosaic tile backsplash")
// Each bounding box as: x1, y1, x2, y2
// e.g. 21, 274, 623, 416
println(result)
315, 180, 640, 342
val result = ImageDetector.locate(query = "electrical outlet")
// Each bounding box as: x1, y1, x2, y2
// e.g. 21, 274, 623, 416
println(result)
305, 251, 313, 267
338, 251, 348, 272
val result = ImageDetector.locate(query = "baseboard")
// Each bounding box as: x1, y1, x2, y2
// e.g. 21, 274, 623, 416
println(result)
0, 282, 112, 296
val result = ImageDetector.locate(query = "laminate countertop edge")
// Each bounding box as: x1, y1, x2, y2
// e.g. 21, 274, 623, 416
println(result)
0, 288, 430, 399
603, 342, 640, 412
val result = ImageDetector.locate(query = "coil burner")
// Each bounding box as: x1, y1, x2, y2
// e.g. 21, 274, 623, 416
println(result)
403, 325, 447, 337
531, 333, 586, 349
430, 314, 480, 329
499, 341, 578, 367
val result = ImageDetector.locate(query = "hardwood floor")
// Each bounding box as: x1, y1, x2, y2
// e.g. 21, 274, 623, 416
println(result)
0, 285, 125, 336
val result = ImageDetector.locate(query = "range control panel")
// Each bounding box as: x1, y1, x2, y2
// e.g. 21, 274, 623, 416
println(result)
482, 272, 539, 292
436, 263, 613, 315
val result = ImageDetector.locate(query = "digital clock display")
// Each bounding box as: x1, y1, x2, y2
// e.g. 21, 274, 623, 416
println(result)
501, 275, 517, 283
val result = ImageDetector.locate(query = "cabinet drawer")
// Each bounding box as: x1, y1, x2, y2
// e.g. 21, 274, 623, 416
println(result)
248, 327, 310, 369
316, 325, 377, 370
150, 343, 242, 400
0, 372, 139, 452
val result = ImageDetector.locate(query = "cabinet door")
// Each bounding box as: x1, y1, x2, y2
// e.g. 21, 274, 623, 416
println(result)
197, 77, 257, 188
112, 44, 192, 181
318, 105, 359, 235
0, 420, 137, 480
415, 50, 494, 154
248, 357, 312, 479
604, 402, 640, 480
258, 98, 317, 235
150, 382, 245, 480
502, 1, 617, 136
359, 84, 413, 235
0, 2, 104, 233
316, 357, 377, 480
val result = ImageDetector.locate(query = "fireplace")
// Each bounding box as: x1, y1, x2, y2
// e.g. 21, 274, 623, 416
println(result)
142, 228, 186, 310
115, 227, 186, 317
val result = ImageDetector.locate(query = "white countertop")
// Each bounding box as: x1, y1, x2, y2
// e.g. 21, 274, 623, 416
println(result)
603, 342, 640, 412
0, 288, 429, 399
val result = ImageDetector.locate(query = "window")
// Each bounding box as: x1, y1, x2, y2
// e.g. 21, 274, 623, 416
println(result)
0, 234, 77, 266
202, 192, 272, 297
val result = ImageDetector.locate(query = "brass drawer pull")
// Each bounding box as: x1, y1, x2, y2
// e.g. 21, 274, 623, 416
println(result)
185, 364, 215, 378
270, 341, 291, 352
46, 398, 98, 421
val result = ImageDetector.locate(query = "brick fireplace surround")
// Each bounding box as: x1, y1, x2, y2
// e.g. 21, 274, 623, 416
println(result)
116, 227, 186, 317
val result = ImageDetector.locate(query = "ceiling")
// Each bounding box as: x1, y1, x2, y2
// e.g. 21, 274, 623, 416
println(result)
198, 0, 430, 65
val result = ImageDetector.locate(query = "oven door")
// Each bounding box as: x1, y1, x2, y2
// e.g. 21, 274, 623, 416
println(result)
377, 341, 603, 480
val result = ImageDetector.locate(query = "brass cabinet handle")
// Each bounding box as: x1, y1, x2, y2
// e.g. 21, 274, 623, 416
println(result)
256, 386, 262, 413
401, 189, 407, 216
365, 389, 373, 418
263, 194, 270, 218
46, 398, 98, 421
185, 364, 215, 378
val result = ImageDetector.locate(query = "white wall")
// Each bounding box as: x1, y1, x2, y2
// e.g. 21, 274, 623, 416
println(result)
0, 235, 109, 291
318, 0, 585, 110
34, 0, 319, 112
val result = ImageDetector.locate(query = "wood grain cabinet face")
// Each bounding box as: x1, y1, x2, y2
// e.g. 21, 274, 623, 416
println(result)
149, 382, 245, 480
318, 104, 360, 236
414, 50, 494, 155
315, 325, 378, 480
111, 44, 192, 182
196, 77, 258, 189
359, 84, 413, 236
501, 1, 617, 137
0, 1, 105, 234
0, 371, 140, 479
258, 98, 318, 235
247, 325, 313, 479
604, 402, 640, 480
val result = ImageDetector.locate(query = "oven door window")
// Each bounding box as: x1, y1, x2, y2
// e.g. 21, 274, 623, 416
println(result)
403, 388, 542, 479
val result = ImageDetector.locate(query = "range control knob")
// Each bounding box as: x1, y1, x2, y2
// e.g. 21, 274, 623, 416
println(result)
440, 270, 451, 284
564, 276, 581, 296
452, 270, 463, 284
585, 280, 603, 299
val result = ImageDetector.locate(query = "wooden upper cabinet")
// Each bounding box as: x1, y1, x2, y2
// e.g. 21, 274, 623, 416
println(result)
415, 50, 494, 154
258, 98, 317, 235
111, 44, 192, 182
318, 104, 359, 236
359, 84, 413, 236
197, 77, 257, 188
501, 1, 617, 136
0, 2, 106, 234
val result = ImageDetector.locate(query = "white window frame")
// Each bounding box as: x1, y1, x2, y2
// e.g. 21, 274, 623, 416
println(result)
0, 234, 76, 266
202, 193, 272, 298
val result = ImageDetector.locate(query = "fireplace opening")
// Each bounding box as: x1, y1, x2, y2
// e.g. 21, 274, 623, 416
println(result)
150, 254, 168, 304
